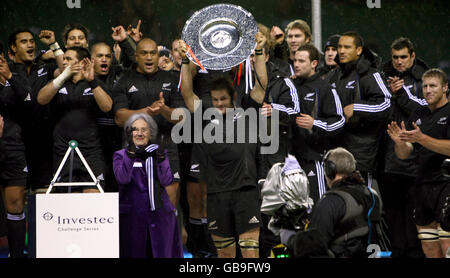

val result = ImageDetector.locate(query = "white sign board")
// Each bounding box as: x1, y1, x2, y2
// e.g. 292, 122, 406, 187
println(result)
35, 193, 119, 258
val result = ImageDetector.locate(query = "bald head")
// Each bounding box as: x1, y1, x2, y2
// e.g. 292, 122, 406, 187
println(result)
91, 42, 111, 55
135, 38, 159, 75
91, 42, 112, 75
136, 38, 157, 52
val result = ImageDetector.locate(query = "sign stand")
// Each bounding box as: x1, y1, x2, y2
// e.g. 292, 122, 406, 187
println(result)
46, 140, 104, 194
29, 140, 119, 258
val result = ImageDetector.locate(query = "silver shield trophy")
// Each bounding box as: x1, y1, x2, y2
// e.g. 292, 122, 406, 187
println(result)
181, 4, 258, 70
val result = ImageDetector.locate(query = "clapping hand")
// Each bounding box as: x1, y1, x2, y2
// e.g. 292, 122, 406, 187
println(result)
81, 58, 95, 81
0, 56, 12, 80
146, 92, 165, 116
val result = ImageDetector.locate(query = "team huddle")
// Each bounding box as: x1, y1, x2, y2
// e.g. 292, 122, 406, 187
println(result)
0, 16, 449, 259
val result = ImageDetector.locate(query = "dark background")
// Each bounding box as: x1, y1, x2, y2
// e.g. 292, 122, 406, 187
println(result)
0, 0, 449, 74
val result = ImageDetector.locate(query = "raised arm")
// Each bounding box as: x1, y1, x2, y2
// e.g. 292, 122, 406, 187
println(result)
37, 63, 82, 105
39, 30, 65, 75
112, 25, 137, 68
250, 32, 268, 104
178, 40, 200, 113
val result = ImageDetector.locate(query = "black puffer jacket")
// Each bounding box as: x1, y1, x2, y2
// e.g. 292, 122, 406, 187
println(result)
381, 58, 429, 175
331, 47, 391, 173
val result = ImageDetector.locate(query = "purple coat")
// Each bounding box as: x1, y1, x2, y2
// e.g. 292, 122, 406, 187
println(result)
113, 147, 183, 258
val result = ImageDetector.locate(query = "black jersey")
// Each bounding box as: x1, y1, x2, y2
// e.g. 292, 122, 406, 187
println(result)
0, 74, 29, 151
10, 61, 59, 188
112, 68, 184, 135
51, 79, 103, 156
11, 62, 58, 133
197, 93, 260, 194
96, 65, 123, 127
407, 102, 450, 184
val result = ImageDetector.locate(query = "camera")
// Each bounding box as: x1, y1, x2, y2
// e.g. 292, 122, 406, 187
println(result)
271, 205, 309, 231
440, 159, 450, 231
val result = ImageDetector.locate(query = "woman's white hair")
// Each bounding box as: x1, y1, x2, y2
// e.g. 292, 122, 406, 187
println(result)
124, 113, 158, 142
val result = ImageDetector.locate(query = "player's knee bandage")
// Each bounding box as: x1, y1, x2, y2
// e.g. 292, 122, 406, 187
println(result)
438, 227, 450, 239
213, 237, 235, 250
417, 228, 439, 241
238, 239, 259, 250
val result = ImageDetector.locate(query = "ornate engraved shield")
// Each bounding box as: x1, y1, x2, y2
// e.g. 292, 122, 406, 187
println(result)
181, 4, 258, 70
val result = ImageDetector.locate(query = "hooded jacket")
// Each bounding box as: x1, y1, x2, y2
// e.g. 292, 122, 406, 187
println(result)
381, 58, 429, 176
331, 47, 391, 173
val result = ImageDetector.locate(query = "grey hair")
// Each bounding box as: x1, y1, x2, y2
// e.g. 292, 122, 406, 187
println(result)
326, 147, 356, 176
124, 113, 158, 142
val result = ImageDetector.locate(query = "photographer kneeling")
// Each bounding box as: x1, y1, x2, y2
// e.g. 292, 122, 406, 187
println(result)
280, 147, 386, 258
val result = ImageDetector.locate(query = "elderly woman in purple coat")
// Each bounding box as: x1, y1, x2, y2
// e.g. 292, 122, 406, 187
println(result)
113, 113, 183, 258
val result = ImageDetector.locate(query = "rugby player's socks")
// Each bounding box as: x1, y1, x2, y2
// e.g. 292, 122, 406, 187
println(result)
7, 211, 26, 258
202, 217, 217, 256
186, 217, 203, 255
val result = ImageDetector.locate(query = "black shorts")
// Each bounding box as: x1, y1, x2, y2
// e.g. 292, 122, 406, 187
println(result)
166, 141, 180, 183
0, 149, 27, 187
97, 124, 123, 163
188, 144, 206, 181
412, 181, 450, 226
207, 186, 262, 238
27, 148, 54, 190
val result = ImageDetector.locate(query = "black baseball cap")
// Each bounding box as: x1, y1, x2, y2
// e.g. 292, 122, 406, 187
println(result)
324, 34, 340, 51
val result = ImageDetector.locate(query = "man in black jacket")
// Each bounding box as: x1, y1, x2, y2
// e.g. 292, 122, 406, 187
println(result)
332, 31, 391, 193
280, 147, 383, 258
288, 44, 345, 203
380, 37, 428, 258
